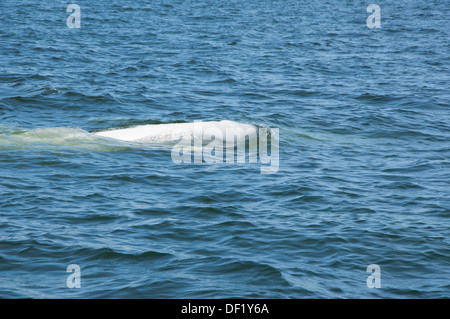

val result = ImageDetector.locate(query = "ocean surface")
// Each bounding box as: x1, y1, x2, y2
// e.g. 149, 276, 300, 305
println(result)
0, 0, 449, 298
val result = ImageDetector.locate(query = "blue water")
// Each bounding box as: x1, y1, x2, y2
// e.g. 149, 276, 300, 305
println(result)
1, 0, 449, 298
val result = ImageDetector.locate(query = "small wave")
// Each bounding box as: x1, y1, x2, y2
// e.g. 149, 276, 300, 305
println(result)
76, 247, 174, 262
39, 87, 61, 96
179, 256, 290, 289
354, 92, 403, 103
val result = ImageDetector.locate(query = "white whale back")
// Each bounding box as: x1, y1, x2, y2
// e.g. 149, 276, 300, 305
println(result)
94, 120, 256, 143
